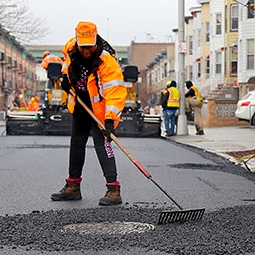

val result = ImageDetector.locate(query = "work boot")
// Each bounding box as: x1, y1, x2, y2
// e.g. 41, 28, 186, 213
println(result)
99, 181, 122, 206
51, 177, 82, 201
196, 130, 204, 135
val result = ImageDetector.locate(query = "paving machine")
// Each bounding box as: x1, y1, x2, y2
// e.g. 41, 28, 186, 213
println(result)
116, 65, 161, 137
6, 62, 72, 135
6, 64, 161, 137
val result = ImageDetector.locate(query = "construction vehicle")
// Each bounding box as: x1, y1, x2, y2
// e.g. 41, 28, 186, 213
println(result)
6, 64, 161, 137
116, 65, 161, 137
6, 62, 72, 135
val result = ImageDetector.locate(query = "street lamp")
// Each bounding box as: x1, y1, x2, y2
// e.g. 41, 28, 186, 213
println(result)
176, 0, 188, 135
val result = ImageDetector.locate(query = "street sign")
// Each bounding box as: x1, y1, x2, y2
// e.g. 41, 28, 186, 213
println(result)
178, 42, 186, 53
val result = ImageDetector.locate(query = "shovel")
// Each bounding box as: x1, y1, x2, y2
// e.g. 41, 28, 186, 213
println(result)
70, 90, 205, 224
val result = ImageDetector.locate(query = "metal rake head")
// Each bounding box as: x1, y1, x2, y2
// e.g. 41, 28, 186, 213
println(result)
158, 208, 206, 224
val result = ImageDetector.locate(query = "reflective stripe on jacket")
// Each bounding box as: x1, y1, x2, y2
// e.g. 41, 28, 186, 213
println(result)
191, 85, 203, 101
62, 38, 127, 129
166, 87, 180, 108
41, 54, 63, 69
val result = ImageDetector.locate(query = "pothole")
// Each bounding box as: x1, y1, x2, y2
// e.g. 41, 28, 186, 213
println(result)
61, 221, 155, 235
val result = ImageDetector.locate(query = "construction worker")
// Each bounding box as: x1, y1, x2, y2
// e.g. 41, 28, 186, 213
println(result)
41, 51, 63, 89
161, 80, 180, 136
27, 96, 40, 111
51, 21, 127, 206
185, 80, 204, 135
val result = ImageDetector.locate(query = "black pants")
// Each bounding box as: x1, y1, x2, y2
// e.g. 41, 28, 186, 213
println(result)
69, 108, 117, 183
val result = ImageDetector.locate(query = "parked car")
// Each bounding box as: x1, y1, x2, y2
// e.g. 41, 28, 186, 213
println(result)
235, 90, 255, 126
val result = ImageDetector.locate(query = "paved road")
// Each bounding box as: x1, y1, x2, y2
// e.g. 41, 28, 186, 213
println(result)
1, 135, 255, 254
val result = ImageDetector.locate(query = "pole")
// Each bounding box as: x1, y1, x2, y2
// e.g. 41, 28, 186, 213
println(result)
177, 0, 188, 135
107, 18, 109, 41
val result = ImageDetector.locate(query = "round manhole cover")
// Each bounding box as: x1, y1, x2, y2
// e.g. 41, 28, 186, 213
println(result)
61, 221, 155, 235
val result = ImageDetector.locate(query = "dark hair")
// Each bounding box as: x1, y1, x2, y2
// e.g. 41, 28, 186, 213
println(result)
185, 80, 193, 89
68, 34, 103, 84
170, 80, 177, 87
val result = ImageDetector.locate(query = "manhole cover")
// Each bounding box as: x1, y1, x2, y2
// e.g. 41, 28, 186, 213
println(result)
61, 221, 155, 235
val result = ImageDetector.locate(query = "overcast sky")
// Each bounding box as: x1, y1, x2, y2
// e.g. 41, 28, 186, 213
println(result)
27, 0, 200, 46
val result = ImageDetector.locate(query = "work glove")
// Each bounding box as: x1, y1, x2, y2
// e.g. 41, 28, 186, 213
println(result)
61, 74, 71, 94
102, 119, 115, 142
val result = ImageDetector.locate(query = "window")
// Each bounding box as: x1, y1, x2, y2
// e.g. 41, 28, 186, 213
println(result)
248, 7, 254, 19
189, 36, 193, 55
197, 62, 201, 78
216, 52, 222, 74
206, 60, 210, 74
164, 63, 167, 77
167, 60, 171, 74
247, 39, 254, 70
205, 22, 210, 42
230, 46, 238, 75
231, 5, 238, 30
225, 6, 228, 33
189, 65, 193, 80
216, 14, 222, 35
197, 29, 201, 47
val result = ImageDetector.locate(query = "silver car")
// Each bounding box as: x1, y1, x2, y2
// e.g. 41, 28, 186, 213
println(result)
235, 90, 255, 126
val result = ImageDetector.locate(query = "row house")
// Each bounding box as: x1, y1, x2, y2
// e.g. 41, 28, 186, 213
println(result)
0, 28, 37, 111
146, 0, 255, 110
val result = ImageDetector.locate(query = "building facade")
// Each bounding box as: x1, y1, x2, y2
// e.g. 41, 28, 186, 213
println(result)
0, 28, 37, 111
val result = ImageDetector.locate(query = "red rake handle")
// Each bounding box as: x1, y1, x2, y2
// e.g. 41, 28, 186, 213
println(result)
70, 90, 151, 178
70, 90, 183, 210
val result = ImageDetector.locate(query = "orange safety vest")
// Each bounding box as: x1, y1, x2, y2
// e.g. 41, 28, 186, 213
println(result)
41, 54, 63, 69
166, 87, 180, 107
27, 100, 39, 111
62, 38, 127, 129
191, 85, 203, 101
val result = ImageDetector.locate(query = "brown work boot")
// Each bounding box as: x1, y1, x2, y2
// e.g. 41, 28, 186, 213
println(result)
99, 182, 122, 206
51, 178, 82, 201
196, 130, 204, 135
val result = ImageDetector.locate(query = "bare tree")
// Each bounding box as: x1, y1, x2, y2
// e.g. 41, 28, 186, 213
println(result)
0, 0, 49, 45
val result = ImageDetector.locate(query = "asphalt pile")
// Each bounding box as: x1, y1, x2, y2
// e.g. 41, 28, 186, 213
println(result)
1, 204, 255, 254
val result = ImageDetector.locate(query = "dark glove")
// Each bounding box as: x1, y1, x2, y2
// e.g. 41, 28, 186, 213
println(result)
102, 119, 115, 142
61, 74, 71, 94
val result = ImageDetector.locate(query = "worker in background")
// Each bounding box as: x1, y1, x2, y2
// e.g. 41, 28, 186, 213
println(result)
27, 96, 40, 111
12, 93, 20, 108
41, 51, 63, 89
161, 80, 180, 137
185, 80, 204, 135
51, 21, 127, 206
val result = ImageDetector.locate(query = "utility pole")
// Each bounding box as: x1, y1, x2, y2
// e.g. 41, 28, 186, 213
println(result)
177, 0, 188, 135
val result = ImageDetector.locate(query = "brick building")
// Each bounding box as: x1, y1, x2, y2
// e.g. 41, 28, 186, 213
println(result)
127, 41, 172, 108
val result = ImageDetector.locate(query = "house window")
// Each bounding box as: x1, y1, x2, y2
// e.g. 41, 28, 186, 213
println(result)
230, 46, 238, 75
189, 36, 193, 55
247, 39, 254, 70
164, 63, 167, 77
231, 5, 238, 30
197, 29, 201, 47
216, 14, 222, 35
197, 62, 201, 78
206, 60, 210, 74
216, 52, 222, 74
205, 22, 210, 42
189, 65, 193, 80
248, 7, 254, 19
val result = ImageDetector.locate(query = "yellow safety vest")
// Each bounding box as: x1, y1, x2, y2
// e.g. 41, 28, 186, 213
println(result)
167, 87, 180, 107
191, 85, 203, 101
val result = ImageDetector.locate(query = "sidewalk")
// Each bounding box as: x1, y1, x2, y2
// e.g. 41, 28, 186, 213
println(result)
169, 124, 255, 172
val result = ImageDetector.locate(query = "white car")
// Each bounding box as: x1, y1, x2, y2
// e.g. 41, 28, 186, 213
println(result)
235, 90, 255, 126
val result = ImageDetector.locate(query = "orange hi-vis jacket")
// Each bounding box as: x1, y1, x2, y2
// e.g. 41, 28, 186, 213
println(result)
166, 87, 180, 108
61, 37, 127, 129
191, 85, 203, 101
41, 54, 63, 70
